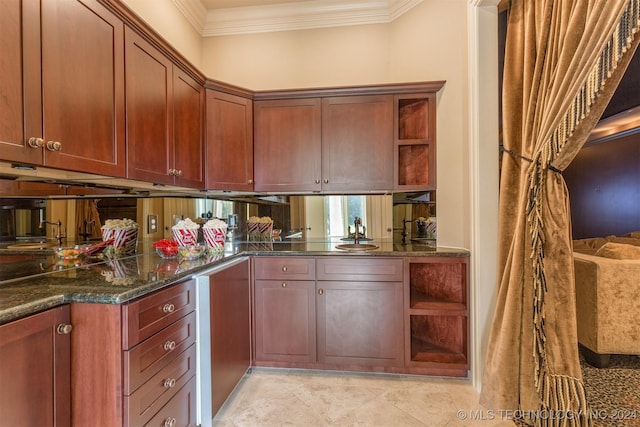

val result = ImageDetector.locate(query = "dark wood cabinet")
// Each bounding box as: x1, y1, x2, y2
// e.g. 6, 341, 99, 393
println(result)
254, 95, 394, 193
208, 259, 251, 416
0, 305, 71, 427
125, 27, 204, 187
253, 256, 404, 371
404, 257, 469, 376
0, 0, 126, 176
254, 98, 322, 192
394, 93, 438, 190
206, 90, 254, 191
321, 95, 393, 192
71, 279, 197, 426
316, 257, 404, 367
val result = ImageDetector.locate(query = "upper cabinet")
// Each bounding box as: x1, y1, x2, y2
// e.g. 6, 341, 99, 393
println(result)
125, 28, 205, 188
254, 98, 322, 193
0, 0, 126, 176
394, 93, 438, 191
254, 83, 443, 194
206, 90, 254, 191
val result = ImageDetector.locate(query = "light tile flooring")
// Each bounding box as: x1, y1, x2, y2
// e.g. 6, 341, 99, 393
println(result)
212, 368, 514, 426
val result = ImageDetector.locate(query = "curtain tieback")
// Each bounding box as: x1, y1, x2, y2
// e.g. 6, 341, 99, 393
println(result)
501, 147, 562, 173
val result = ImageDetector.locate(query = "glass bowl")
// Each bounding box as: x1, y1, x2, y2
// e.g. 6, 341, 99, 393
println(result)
156, 246, 178, 259
178, 244, 206, 260
54, 245, 84, 259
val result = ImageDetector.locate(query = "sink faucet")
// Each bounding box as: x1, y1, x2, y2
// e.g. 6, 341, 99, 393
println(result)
40, 220, 66, 246
78, 219, 95, 242
401, 218, 412, 245
353, 217, 362, 245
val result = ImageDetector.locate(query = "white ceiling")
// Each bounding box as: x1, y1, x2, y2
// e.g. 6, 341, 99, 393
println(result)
171, 0, 424, 36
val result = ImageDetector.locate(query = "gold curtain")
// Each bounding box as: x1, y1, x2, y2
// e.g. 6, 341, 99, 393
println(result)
481, 0, 640, 425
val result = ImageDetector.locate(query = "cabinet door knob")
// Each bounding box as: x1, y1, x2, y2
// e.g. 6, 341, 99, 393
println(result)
318, 289, 324, 296
323, 179, 329, 184
281, 266, 287, 272
168, 168, 175, 176
164, 340, 176, 351
162, 303, 175, 313
315, 179, 320, 184
247, 179, 253, 184
56, 323, 73, 335
164, 417, 177, 427
176, 169, 183, 177
28, 137, 44, 148
281, 282, 287, 288
163, 378, 177, 389
46, 140, 62, 151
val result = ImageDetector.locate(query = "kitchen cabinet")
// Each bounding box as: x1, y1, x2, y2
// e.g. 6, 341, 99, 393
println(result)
254, 95, 393, 193
254, 257, 317, 364
0, 305, 72, 427
0, 0, 126, 176
206, 90, 254, 191
404, 257, 469, 376
125, 27, 204, 188
208, 260, 251, 417
394, 93, 438, 190
71, 279, 197, 426
253, 256, 404, 370
254, 98, 322, 192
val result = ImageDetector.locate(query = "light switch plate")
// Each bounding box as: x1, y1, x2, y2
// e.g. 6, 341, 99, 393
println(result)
147, 214, 158, 233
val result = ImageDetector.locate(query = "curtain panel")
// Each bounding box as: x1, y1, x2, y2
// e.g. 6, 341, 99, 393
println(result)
481, 0, 640, 425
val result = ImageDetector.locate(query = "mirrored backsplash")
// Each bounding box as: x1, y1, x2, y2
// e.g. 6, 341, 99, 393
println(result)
1, 192, 435, 245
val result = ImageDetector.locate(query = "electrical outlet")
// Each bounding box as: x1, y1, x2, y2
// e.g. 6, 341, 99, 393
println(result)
147, 214, 158, 233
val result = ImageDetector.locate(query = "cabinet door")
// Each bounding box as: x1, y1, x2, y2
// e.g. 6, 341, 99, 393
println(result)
254, 98, 322, 192
206, 90, 254, 191
321, 95, 394, 192
0, 305, 71, 427
317, 281, 404, 367
41, 0, 125, 176
173, 67, 204, 188
125, 26, 173, 184
209, 259, 251, 416
0, 0, 42, 164
254, 279, 317, 363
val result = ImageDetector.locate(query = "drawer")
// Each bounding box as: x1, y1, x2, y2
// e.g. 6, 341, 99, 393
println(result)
143, 376, 197, 427
317, 257, 403, 282
254, 256, 315, 280
123, 279, 196, 349
124, 311, 196, 394
124, 344, 196, 427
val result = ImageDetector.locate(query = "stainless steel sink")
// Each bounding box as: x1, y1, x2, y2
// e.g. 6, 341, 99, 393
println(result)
335, 243, 379, 251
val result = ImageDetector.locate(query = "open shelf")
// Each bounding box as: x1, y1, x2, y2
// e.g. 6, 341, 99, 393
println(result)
409, 314, 467, 365
409, 262, 465, 308
398, 98, 430, 140
410, 336, 468, 365
398, 144, 430, 187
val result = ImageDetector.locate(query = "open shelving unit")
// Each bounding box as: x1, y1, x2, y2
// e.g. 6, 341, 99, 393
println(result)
394, 93, 437, 190
404, 257, 469, 375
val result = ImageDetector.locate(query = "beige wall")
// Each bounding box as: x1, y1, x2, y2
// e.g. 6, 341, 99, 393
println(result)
121, 0, 203, 69
202, 0, 471, 250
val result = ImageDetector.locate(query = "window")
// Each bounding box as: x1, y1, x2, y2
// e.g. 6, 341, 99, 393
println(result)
325, 195, 366, 237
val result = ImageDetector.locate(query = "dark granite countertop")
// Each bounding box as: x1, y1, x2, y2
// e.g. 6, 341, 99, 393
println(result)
0, 238, 469, 325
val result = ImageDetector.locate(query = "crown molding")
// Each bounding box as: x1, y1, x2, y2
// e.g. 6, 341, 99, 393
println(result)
174, 0, 424, 36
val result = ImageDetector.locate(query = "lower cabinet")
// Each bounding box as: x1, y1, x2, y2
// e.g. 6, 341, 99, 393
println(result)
253, 256, 404, 370
0, 305, 71, 427
71, 279, 197, 426
253, 255, 469, 376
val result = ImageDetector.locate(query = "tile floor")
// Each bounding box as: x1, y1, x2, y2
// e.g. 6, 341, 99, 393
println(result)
212, 368, 514, 426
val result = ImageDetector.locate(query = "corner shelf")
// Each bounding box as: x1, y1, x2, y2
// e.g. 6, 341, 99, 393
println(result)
394, 94, 437, 191
404, 257, 469, 373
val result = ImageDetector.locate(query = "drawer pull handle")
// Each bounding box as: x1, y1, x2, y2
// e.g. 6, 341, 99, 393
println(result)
164, 417, 177, 427
318, 288, 324, 296
281, 266, 287, 272
163, 378, 177, 389
56, 323, 73, 335
164, 340, 176, 351
281, 282, 287, 288
162, 303, 175, 313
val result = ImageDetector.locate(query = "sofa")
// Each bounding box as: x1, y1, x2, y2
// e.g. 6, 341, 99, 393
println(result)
573, 233, 640, 368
